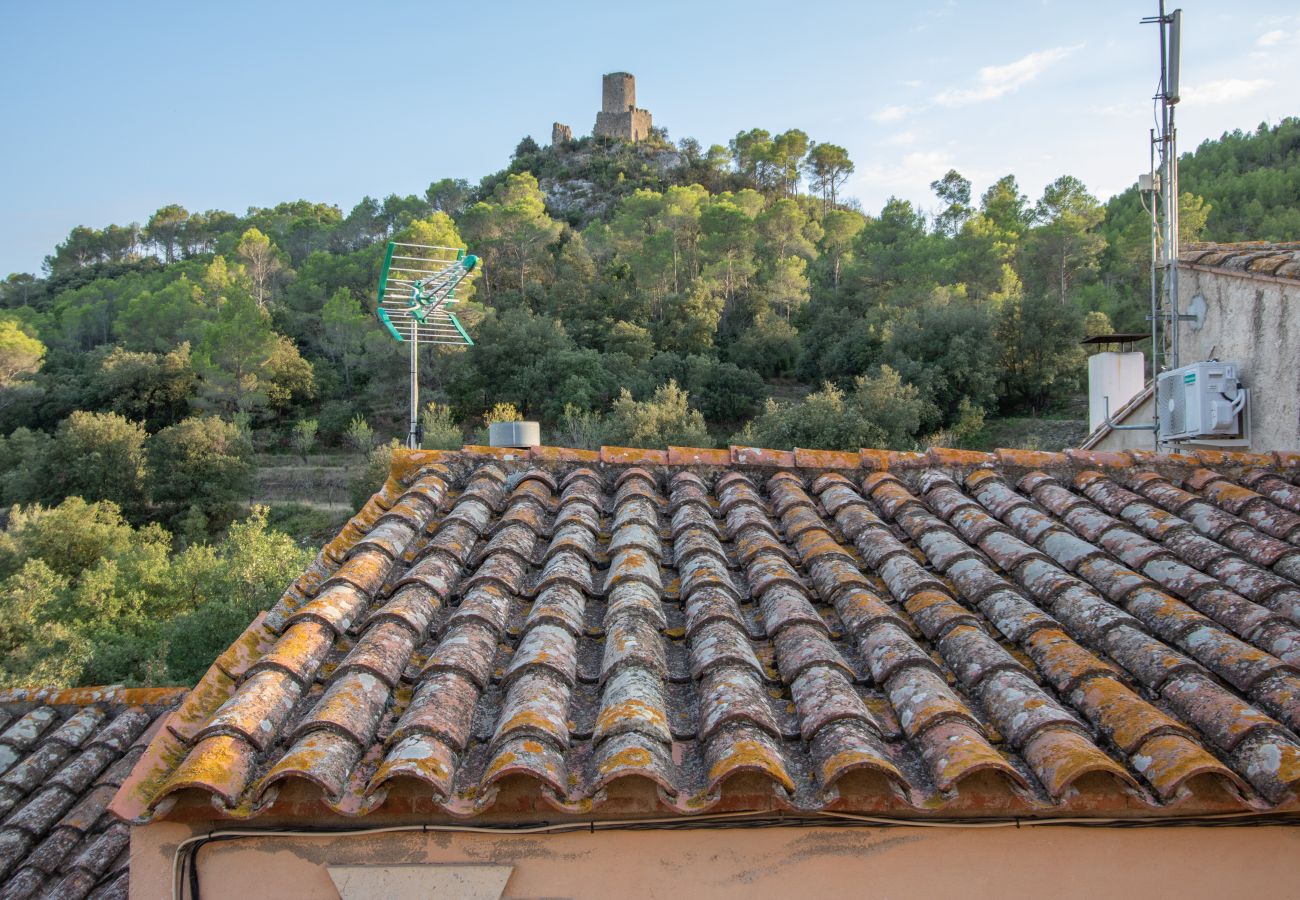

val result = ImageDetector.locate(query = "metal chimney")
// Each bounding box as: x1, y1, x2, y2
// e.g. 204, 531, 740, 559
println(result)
488, 421, 541, 449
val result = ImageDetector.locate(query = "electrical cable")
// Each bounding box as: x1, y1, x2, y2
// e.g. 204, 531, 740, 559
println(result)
171, 808, 1298, 900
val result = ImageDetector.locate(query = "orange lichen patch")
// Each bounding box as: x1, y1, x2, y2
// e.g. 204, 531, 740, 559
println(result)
1024, 629, 1117, 691
1126, 450, 1190, 468
0, 685, 187, 707
164, 662, 237, 743
529, 445, 599, 463
995, 448, 1069, 469
1207, 450, 1275, 468
793, 448, 861, 470
1066, 449, 1133, 468
460, 444, 529, 461
106, 719, 193, 821
793, 529, 853, 563
668, 446, 731, 466
1188, 449, 1244, 469
154, 734, 257, 808
919, 721, 1025, 791
962, 468, 1001, 492
820, 748, 906, 790
707, 738, 795, 793
860, 470, 901, 495
600, 446, 670, 465
598, 744, 652, 774
214, 613, 276, 681
1274, 451, 1300, 470
387, 449, 452, 484
594, 699, 670, 742
1181, 467, 1227, 493
1073, 677, 1189, 753
1021, 727, 1138, 799
370, 735, 456, 795
884, 450, 925, 469
925, 447, 998, 468
730, 446, 796, 467
483, 738, 566, 793
858, 449, 895, 471
1199, 479, 1261, 512
322, 519, 368, 562
901, 590, 956, 622
1130, 732, 1248, 799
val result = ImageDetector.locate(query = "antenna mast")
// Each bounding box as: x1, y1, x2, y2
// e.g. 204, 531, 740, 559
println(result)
373, 242, 479, 449
1143, 2, 1182, 446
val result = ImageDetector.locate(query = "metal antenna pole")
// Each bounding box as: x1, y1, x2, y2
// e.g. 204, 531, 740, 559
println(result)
1148, 126, 1160, 450
1143, 2, 1183, 450
408, 332, 420, 449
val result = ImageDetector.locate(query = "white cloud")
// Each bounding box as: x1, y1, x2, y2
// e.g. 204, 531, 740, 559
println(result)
871, 104, 912, 123
879, 130, 917, 147
933, 45, 1081, 107
898, 79, 924, 89
1182, 78, 1273, 105
1256, 29, 1286, 46
853, 150, 954, 196
1092, 100, 1147, 119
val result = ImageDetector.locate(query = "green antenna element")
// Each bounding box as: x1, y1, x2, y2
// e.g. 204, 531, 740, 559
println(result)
374, 242, 479, 345
371, 241, 482, 448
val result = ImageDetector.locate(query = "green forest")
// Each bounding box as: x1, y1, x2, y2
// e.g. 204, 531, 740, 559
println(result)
0, 116, 1296, 687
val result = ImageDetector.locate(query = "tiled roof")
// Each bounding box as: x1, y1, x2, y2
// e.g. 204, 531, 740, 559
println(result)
0, 686, 185, 900
112, 445, 1300, 825
1180, 241, 1300, 280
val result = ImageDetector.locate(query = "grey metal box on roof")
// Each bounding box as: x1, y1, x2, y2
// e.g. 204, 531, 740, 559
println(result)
489, 421, 541, 449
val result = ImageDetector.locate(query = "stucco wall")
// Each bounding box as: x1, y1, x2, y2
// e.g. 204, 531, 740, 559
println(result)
1090, 265, 1298, 453
133, 820, 1300, 899
1176, 267, 1298, 451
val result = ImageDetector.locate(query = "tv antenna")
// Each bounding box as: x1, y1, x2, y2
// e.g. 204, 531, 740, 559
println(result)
374, 241, 479, 448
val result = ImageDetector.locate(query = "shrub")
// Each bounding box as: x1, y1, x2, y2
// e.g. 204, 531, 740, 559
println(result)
604, 380, 710, 448
349, 439, 400, 510
345, 414, 375, 453
291, 418, 318, 461
46, 411, 150, 519
735, 366, 926, 451
420, 403, 463, 450
148, 415, 253, 533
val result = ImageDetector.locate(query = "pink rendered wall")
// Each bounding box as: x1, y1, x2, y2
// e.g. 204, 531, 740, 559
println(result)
134, 820, 1300, 900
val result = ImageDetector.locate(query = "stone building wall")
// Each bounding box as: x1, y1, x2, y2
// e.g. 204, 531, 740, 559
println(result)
594, 108, 652, 142
1087, 253, 1299, 453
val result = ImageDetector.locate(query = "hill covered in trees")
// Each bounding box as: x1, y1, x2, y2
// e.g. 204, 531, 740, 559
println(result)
0, 115, 1296, 687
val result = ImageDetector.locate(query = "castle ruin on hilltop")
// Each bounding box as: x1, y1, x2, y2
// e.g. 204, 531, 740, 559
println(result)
552, 72, 652, 145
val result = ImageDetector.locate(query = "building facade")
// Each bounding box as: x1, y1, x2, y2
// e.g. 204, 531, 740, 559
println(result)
1087, 242, 1300, 453
109, 445, 1300, 899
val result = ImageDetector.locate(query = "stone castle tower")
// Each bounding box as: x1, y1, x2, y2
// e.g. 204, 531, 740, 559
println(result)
550, 72, 653, 146
593, 72, 652, 142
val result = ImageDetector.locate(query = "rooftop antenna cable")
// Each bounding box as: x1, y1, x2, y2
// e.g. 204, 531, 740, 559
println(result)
373, 242, 480, 449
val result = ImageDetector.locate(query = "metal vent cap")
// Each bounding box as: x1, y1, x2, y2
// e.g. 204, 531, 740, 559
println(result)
488, 421, 541, 449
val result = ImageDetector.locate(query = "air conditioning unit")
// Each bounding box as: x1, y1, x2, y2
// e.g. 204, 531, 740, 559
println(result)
1157, 360, 1246, 441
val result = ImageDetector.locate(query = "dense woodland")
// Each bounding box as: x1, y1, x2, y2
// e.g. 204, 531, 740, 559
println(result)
0, 116, 1296, 687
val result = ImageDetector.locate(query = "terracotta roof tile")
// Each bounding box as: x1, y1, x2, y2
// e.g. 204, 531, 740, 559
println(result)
109, 449, 1300, 825
0, 687, 182, 897
1180, 241, 1300, 281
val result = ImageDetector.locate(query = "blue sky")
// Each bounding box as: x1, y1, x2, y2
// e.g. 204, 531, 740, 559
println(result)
1, 1, 1297, 277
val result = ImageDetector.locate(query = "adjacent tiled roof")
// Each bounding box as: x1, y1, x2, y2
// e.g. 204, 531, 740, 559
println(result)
1180, 241, 1300, 281
112, 445, 1300, 826
0, 686, 185, 900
